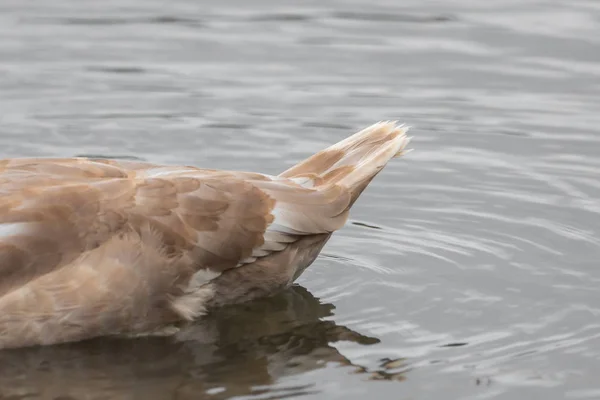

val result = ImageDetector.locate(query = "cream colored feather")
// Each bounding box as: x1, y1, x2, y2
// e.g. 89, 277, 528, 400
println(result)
0, 121, 411, 349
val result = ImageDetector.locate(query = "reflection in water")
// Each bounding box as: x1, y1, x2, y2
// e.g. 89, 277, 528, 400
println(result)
0, 286, 407, 399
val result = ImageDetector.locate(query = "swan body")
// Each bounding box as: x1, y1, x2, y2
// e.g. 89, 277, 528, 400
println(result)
0, 121, 411, 348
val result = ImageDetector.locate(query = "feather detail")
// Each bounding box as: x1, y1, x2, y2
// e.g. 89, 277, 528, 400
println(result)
0, 121, 411, 349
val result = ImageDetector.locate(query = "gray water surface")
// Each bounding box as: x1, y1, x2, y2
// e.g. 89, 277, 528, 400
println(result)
1, 1, 600, 399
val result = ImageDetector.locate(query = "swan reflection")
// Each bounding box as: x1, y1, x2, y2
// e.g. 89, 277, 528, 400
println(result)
0, 285, 407, 399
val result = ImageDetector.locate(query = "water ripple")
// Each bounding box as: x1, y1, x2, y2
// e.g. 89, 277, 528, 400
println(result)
2, 0, 600, 398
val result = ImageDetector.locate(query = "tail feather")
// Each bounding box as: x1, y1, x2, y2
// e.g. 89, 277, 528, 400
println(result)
280, 121, 411, 204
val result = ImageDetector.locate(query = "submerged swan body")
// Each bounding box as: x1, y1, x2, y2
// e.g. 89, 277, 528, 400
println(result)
0, 121, 411, 349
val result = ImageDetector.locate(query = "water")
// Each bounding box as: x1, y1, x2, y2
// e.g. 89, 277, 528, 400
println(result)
1, 0, 599, 398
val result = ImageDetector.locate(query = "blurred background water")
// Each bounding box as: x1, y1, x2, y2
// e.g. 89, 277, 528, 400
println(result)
1, 0, 600, 399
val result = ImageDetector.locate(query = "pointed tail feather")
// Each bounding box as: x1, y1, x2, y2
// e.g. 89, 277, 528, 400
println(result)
280, 121, 411, 205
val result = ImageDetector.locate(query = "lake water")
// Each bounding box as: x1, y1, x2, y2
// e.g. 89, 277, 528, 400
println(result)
1, 0, 600, 399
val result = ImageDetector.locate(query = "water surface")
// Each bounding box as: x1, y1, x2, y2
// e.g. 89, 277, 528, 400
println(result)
1, 0, 600, 399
